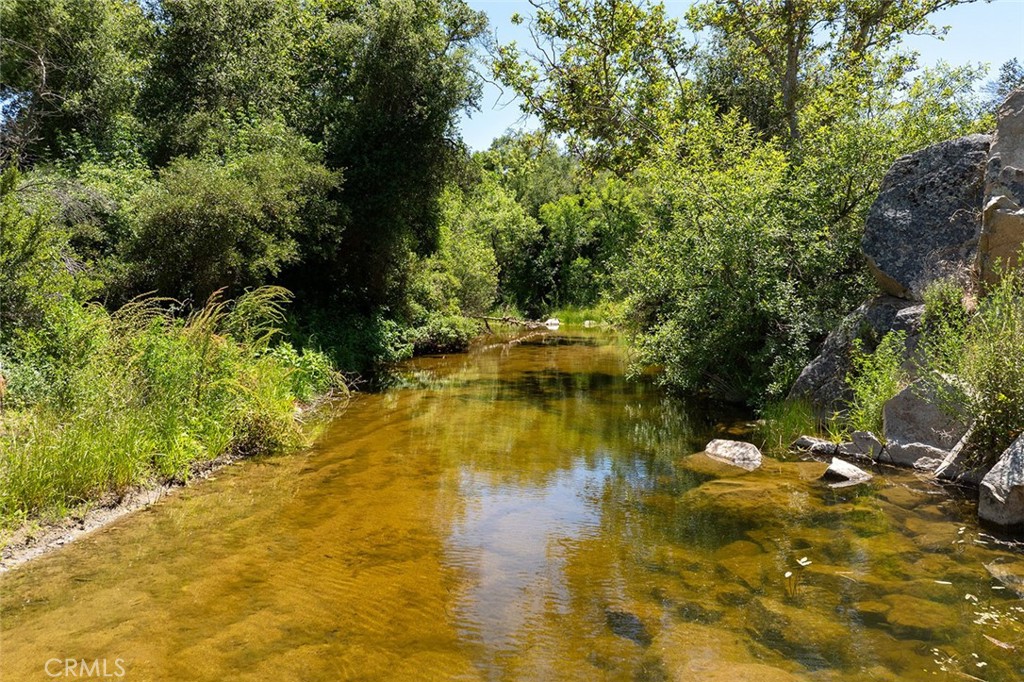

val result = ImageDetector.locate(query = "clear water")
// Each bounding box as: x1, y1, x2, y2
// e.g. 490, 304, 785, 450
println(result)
2, 329, 1023, 681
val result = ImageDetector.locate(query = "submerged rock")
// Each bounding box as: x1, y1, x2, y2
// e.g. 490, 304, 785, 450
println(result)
820, 458, 873, 488
746, 596, 853, 668
882, 379, 970, 470
979, 433, 1024, 527
985, 560, 1024, 598
604, 609, 652, 647
877, 594, 962, 639
863, 134, 989, 299
655, 622, 803, 682
704, 439, 762, 471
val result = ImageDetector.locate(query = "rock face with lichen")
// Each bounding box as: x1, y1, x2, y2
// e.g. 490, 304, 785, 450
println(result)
978, 89, 1024, 283
787, 296, 921, 415
862, 134, 989, 300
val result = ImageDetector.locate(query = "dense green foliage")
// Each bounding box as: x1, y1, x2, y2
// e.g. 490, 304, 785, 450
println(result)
846, 331, 908, 437
495, 0, 989, 404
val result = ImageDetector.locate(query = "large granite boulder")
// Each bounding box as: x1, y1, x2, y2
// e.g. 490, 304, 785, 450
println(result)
979, 434, 1024, 527
979, 88, 1024, 283
882, 378, 970, 469
788, 297, 922, 415
863, 134, 990, 299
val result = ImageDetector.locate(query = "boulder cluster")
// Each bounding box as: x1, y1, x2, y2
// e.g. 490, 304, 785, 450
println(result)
787, 89, 1024, 529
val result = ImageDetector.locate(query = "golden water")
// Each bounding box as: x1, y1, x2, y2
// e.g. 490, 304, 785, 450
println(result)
2, 329, 1024, 681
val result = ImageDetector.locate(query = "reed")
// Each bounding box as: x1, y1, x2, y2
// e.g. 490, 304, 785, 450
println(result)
0, 288, 343, 529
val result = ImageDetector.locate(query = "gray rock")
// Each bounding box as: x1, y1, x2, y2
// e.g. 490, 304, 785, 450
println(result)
704, 439, 762, 471
788, 297, 922, 415
863, 134, 990, 300
882, 378, 970, 469
792, 435, 832, 451
851, 431, 884, 460
979, 434, 1024, 527
820, 457, 873, 488
979, 89, 1024, 283
935, 425, 987, 486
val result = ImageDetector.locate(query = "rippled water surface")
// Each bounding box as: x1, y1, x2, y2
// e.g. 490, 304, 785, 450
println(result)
3, 329, 1024, 681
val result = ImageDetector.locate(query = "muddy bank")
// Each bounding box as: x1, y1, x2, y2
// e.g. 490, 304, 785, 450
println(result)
0, 451, 249, 572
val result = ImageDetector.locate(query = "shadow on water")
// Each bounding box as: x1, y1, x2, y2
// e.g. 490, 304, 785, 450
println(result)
2, 328, 1024, 681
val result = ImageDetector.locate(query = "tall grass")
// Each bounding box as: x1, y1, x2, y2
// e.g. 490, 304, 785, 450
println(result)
545, 300, 624, 326
918, 270, 1024, 468
756, 399, 819, 456
0, 288, 343, 528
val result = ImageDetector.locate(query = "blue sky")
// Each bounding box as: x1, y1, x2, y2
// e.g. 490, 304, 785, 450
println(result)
458, 0, 1024, 151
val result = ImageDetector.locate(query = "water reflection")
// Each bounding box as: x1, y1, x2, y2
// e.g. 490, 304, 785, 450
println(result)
2, 329, 1023, 681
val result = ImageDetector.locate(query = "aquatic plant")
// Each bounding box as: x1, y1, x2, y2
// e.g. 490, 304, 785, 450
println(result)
783, 557, 813, 599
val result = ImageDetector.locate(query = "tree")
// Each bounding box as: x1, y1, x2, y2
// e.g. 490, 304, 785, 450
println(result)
687, 0, 977, 144
493, 0, 691, 173
983, 58, 1024, 111
292, 0, 488, 310
0, 0, 152, 164
476, 132, 579, 218
141, 0, 303, 162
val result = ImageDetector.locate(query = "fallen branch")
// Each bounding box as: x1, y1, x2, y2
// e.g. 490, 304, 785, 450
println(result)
478, 315, 549, 330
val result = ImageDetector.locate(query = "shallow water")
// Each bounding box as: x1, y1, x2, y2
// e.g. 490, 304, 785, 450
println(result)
3, 329, 1024, 681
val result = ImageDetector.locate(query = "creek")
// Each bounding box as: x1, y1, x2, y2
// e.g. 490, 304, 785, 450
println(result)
2, 329, 1023, 681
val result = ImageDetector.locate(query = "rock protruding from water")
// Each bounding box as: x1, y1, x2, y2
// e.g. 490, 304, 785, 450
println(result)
850, 431, 884, 460
882, 379, 970, 470
979, 88, 1024, 283
979, 433, 1024, 527
791, 435, 837, 456
820, 458, 873, 488
787, 297, 922, 415
704, 440, 763, 471
863, 134, 990, 299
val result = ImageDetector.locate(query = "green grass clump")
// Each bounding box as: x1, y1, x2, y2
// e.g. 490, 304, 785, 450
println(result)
756, 399, 819, 455
0, 287, 341, 529
545, 301, 623, 326
845, 330, 908, 438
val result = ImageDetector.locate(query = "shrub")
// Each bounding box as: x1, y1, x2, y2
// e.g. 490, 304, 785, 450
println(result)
269, 342, 345, 403
127, 122, 339, 301
0, 168, 98, 334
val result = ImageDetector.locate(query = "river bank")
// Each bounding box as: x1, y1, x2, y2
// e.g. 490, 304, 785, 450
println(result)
2, 448, 253, 572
